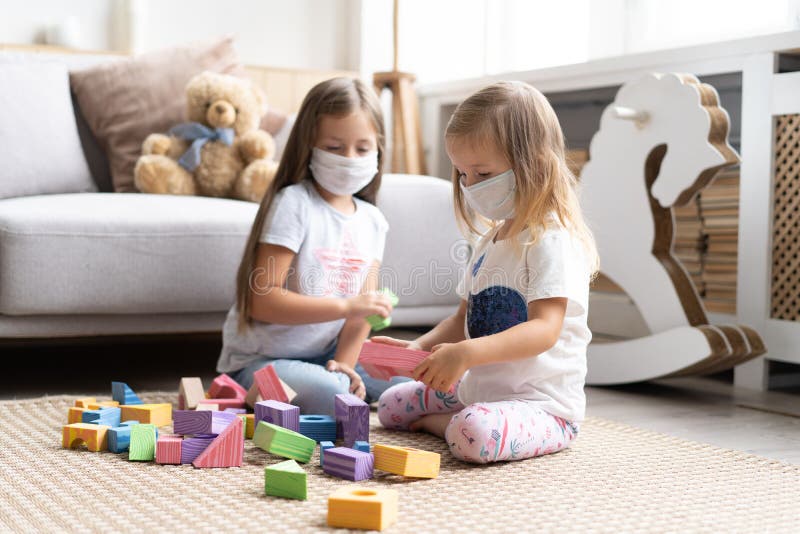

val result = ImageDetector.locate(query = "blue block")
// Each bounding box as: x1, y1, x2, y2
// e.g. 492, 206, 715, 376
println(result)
82, 407, 121, 428
319, 441, 335, 467
111, 382, 143, 405
353, 441, 370, 453
108, 421, 140, 453
299, 414, 337, 442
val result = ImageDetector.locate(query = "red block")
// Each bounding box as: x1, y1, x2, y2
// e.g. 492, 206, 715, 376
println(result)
192, 417, 244, 468
254, 365, 290, 403
208, 374, 247, 400
156, 435, 182, 465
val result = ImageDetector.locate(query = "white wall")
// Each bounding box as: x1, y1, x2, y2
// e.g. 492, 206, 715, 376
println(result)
0, 0, 359, 71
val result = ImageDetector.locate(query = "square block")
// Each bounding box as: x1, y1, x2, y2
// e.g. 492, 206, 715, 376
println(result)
299, 414, 337, 442
253, 421, 315, 463
373, 444, 440, 478
178, 377, 205, 409
120, 404, 172, 427
334, 394, 369, 447
353, 441, 371, 453
198, 398, 245, 411
62, 423, 110, 452
265, 459, 307, 500
327, 486, 398, 531
129, 424, 158, 461
108, 421, 139, 453
173, 410, 236, 435
323, 447, 374, 481
156, 435, 182, 465
255, 400, 299, 432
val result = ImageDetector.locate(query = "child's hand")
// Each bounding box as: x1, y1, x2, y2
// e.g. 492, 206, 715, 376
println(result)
412, 342, 472, 393
326, 360, 366, 399
369, 336, 423, 351
344, 292, 393, 320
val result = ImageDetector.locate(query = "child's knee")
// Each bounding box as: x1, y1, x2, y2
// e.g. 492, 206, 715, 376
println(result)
444, 404, 492, 464
377, 381, 420, 430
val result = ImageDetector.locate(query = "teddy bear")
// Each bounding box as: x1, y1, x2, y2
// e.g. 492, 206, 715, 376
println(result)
134, 71, 279, 202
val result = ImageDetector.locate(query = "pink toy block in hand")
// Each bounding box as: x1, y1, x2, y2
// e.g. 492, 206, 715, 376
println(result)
357, 341, 430, 381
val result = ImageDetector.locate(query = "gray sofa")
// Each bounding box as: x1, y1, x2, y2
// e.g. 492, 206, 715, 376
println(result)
0, 51, 463, 341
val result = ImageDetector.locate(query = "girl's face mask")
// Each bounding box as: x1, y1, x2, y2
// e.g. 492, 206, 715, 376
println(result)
309, 147, 378, 196
460, 169, 517, 220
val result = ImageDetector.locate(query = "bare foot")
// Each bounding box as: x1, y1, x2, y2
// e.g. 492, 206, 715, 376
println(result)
408, 413, 453, 438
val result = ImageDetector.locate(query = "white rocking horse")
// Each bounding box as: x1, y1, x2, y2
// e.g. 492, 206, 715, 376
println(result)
580, 73, 764, 385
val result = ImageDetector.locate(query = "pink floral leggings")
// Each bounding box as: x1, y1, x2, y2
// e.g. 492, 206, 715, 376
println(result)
377, 380, 579, 464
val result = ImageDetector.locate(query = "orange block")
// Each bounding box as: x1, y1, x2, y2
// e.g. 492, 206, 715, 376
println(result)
74, 397, 96, 408
68, 407, 88, 424
120, 404, 172, 427
373, 444, 440, 478
327, 486, 398, 531
87, 401, 120, 410
62, 423, 110, 452
245, 413, 255, 439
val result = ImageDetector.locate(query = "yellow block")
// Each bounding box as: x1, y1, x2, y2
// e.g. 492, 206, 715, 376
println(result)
74, 397, 96, 408
327, 486, 398, 531
87, 400, 120, 410
120, 404, 172, 427
62, 423, 110, 452
373, 444, 440, 478
245, 413, 255, 439
68, 407, 87, 424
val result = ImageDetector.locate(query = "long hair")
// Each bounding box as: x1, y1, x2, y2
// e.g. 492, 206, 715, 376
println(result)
445, 81, 599, 275
235, 77, 385, 331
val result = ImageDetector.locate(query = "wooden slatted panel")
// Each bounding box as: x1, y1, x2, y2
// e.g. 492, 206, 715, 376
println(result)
771, 114, 800, 320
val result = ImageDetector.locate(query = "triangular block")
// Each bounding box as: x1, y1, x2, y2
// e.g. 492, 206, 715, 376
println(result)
208, 374, 247, 400
265, 459, 307, 500
245, 365, 297, 407
192, 416, 243, 468
111, 382, 143, 405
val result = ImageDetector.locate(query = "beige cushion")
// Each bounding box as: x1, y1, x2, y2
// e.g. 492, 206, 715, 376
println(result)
69, 37, 245, 192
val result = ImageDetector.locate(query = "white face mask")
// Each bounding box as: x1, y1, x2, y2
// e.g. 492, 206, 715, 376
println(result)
309, 147, 378, 196
460, 169, 517, 220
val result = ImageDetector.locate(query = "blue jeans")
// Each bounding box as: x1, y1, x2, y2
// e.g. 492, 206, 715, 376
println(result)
229, 347, 408, 416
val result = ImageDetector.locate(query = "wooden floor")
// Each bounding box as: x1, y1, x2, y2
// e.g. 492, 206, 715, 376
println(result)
4, 333, 799, 465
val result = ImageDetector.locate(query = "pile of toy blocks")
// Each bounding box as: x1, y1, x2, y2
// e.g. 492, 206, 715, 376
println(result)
60, 333, 446, 531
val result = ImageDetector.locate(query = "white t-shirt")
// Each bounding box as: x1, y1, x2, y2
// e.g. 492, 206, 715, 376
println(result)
455, 220, 592, 422
217, 179, 389, 373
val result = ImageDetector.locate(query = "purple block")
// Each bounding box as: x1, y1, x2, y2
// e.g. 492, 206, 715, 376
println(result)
254, 400, 299, 432
180, 436, 215, 464
322, 447, 374, 481
334, 394, 369, 447
173, 410, 237, 436
224, 408, 247, 414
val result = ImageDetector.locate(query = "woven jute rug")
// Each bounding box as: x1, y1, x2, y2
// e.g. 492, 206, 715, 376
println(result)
1, 393, 798, 533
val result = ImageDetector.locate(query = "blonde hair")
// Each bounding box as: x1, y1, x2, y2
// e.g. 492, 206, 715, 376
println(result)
235, 77, 385, 331
445, 81, 599, 275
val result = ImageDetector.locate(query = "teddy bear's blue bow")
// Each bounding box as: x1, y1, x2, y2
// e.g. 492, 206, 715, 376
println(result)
169, 122, 235, 172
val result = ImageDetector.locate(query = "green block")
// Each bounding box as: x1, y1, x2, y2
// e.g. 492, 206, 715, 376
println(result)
128, 424, 157, 461
253, 421, 315, 463
265, 459, 307, 500
366, 288, 399, 332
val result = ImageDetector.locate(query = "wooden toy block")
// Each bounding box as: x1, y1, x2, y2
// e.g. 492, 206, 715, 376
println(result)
87, 401, 120, 410
108, 421, 139, 453
68, 407, 88, 424
129, 424, 158, 461
245, 413, 255, 439
156, 435, 182, 465
208, 373, 248, 400
264, 459, 307, 500
334, 393, 369, 446
327, 486, 398, 531
253, 421, 315, 463
74, 397, 96, 409
365, 288, 399, 331
62, 423, 110, 452
373, 444, 440, 478
358, 341, 430, 381
255, 400, 300, 432
178, 377, 205, 410
120, 404, 172, 427
224, 408, 246, 414
298, 414, 337, 442
322, 447, 374, 481
197, 398, 245, 410
82, 407, 121, 428
354, 441, 371, 453
180, 435, 215, 464
245, 364, 297, 407
111, 382, 143, 405
319, 441, 334, 467
196, 403, 219, 411
192, 417, 244, 468
173, 410, 237, 436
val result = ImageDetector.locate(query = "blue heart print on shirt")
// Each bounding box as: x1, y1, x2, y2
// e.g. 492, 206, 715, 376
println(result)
467, 285, 528, 338
471, 253, 485, 276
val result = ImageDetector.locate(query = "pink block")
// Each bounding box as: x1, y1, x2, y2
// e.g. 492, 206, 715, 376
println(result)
358, 341, 430, 379
198, 398, 246, 410
208, 374, 247, 400
192, 417, 244, 468
253, 365, 289, 403
156, 435, 182, 465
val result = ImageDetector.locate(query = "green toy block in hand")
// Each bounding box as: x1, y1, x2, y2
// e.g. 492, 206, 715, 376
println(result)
366, 288, 399, 332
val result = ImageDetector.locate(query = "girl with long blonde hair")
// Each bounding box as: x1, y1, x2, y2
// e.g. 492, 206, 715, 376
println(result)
374, 81, 599, 464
